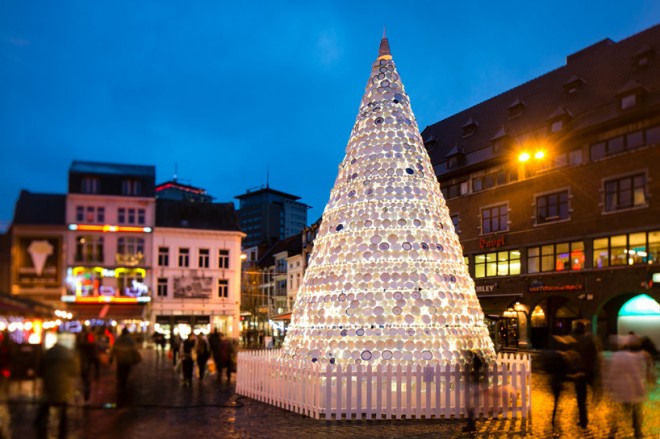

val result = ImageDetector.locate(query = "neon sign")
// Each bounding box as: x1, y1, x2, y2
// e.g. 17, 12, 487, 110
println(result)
68, 224, 152, 233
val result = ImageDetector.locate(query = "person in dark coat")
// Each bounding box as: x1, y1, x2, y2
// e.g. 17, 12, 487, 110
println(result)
571, 320, 601, 431
35, 340, 79, 437
208, 329, 223, 381
462, 350, 485, 433
195, 333, 210, 381
109, 328, 141, 391
170, 332, 181, 367
180, 333, 196, 387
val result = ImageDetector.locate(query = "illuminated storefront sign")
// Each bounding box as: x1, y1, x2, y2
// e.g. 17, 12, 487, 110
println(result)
14, 236, 62, 287
61, 295, 150, 303
68, 224, 152, 233
479, 235, 505, 250
66, 266, 149, 298
527, 283, 584, 293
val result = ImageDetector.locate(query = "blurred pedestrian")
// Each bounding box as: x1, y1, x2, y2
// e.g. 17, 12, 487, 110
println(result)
35, 338, 78, 438
571, 320, 600, 431
109, 328, 142, 391
76, 327, 99, 402
180, 333, 196, 386
462, 350, 485, 433
606, 335, 655, 438
170, 331, 181, 367
0, 331, 15, 394
208, 328, 223, 381
195, 333, 210, 381
218, 336, 237, 383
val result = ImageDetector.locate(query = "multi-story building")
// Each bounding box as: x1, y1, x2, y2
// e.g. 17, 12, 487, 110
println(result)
63, 161, 156, 323
421, 24, 660, 349
235, 186, 309, 248
9, 190, 67, 308
151, 199, 244, 338
155, 179, 213, 203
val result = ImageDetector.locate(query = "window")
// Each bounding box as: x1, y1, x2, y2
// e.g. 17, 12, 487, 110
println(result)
218, 249, 229, 269
528, 241, 584, 273
217, 279, 228, 298
76, 206, 104, 223
451, 214, 460, 235
550, 120, 563, 133
117, 237, 145, 265
474, 250, 520, 278
157, 278, 168, 297
75, 236, 104, 262
441, 179, 468, 199
568, 148, 582, 166
481, 204, 508, 234
536, 190, 569, 224
621, 93, 637, 109
604, 173, 647, 212
178, 248, 190, 267
593, 230, 659, 268
117, 270, 145, 297
158, 247, 169, 267
81, 177, 99, 194
199, 249, 209, 268
117, 208, 145, 225
122, 179, 142, 196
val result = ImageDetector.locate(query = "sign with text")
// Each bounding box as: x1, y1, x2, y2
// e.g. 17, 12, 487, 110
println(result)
15, 236, 61, 288
173, 276, 212, 298
528, 283, 584, 293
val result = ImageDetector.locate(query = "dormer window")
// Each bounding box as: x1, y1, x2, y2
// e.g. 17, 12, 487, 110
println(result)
546, 106, 572, 134
490, 126, 511, 154
621, 94, 637, 109
445, 145, 465, 170
507, 97, 525, 118
423, 135, 437, 152
563, 74, 584, 96
617, 80, 647, 110
461, 117, 478, 137
632, 44, 655, 69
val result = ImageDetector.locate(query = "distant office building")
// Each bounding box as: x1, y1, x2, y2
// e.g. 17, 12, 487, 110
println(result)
155, 179, 213, 203
235, 187, 309, 248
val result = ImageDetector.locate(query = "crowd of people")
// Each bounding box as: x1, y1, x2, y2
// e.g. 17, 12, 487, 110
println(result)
543, 322, 657, 438
173, 328, 237, 386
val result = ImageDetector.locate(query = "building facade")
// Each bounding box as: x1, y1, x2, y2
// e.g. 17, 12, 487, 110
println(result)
235, 187, 309, 248
151, 199, 244, 339
63, 161, 156, 323
421, 24, 660, 349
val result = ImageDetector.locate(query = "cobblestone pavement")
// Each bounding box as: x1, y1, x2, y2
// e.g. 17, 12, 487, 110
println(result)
0, 348, 658, 438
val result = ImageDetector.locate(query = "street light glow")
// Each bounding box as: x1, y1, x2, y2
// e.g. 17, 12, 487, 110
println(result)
518, 152, 530, 162
534, 151, 545, 160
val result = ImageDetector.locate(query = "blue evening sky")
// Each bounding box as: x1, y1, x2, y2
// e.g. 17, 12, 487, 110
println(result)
1, 1, 658, 231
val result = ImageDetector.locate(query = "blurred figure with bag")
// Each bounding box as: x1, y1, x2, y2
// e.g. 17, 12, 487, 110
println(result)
109, 328, 142, 392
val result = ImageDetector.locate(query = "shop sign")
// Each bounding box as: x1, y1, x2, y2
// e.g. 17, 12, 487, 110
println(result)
528, 283, 584, 293
15, 237, 61, 287
475, 284, 497, 293
479, 235, 505, 250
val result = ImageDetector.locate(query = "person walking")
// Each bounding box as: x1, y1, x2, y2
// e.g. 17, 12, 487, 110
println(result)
76, 327, 98, 402
606, 335, 655, 438
462, 350, 485, 433
180, 333, 196, 387
35, 338, 79, 438
109, 328, 142, 391
208, 328, 223, 381
571, 320, 600, 431
195, 333, 210, 382
170, 331, 181, 367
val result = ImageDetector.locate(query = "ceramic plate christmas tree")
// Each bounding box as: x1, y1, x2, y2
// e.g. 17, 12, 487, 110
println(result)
282, 35, 495, 367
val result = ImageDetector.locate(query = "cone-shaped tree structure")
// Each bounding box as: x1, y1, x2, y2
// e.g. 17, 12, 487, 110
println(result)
282, 36, 495, 366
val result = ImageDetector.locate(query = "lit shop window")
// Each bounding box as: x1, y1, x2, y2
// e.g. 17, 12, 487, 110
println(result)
474, 250, 520, 278
593, 231, 660, 268
528, 241, 584, 273
116, 237, 144, 265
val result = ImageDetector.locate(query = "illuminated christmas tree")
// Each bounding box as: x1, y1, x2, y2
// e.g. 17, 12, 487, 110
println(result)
282, 35, 495, 367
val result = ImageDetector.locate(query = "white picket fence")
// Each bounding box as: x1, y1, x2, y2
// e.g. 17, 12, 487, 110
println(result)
236, 350, 531, 420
